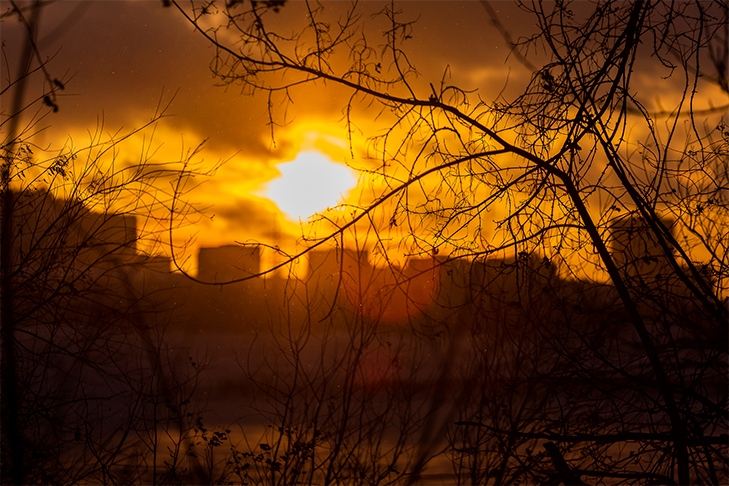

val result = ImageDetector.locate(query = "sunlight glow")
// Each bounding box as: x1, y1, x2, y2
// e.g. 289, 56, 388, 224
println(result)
265, 151, 357, 221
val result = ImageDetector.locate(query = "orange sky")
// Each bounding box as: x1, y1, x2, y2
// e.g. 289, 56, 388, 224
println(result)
1, 1, 536, 265
2, 1, 725, 274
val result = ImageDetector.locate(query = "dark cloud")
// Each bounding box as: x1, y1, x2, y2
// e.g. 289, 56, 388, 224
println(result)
5, 1, 526, 148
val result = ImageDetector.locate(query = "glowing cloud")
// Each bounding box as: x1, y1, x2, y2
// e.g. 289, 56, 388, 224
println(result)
265, 150, 357, 221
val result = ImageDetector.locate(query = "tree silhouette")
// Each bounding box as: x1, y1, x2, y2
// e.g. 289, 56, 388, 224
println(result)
1, 3, 215, 483
174, 0, 728, 483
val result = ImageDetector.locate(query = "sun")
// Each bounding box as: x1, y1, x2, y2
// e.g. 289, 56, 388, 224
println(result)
265, 150, 357, 221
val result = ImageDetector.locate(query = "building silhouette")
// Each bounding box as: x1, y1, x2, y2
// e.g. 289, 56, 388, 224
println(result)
198, 245, 261, 282
609, 215, 675, 279
13, 189, 713, 337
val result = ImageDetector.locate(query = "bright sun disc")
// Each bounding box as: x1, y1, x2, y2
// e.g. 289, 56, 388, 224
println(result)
266, 151, 357, 221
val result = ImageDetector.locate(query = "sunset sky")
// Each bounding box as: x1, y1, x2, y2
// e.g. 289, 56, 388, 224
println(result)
2, 1, 725, 271
2, 1, 534, 257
